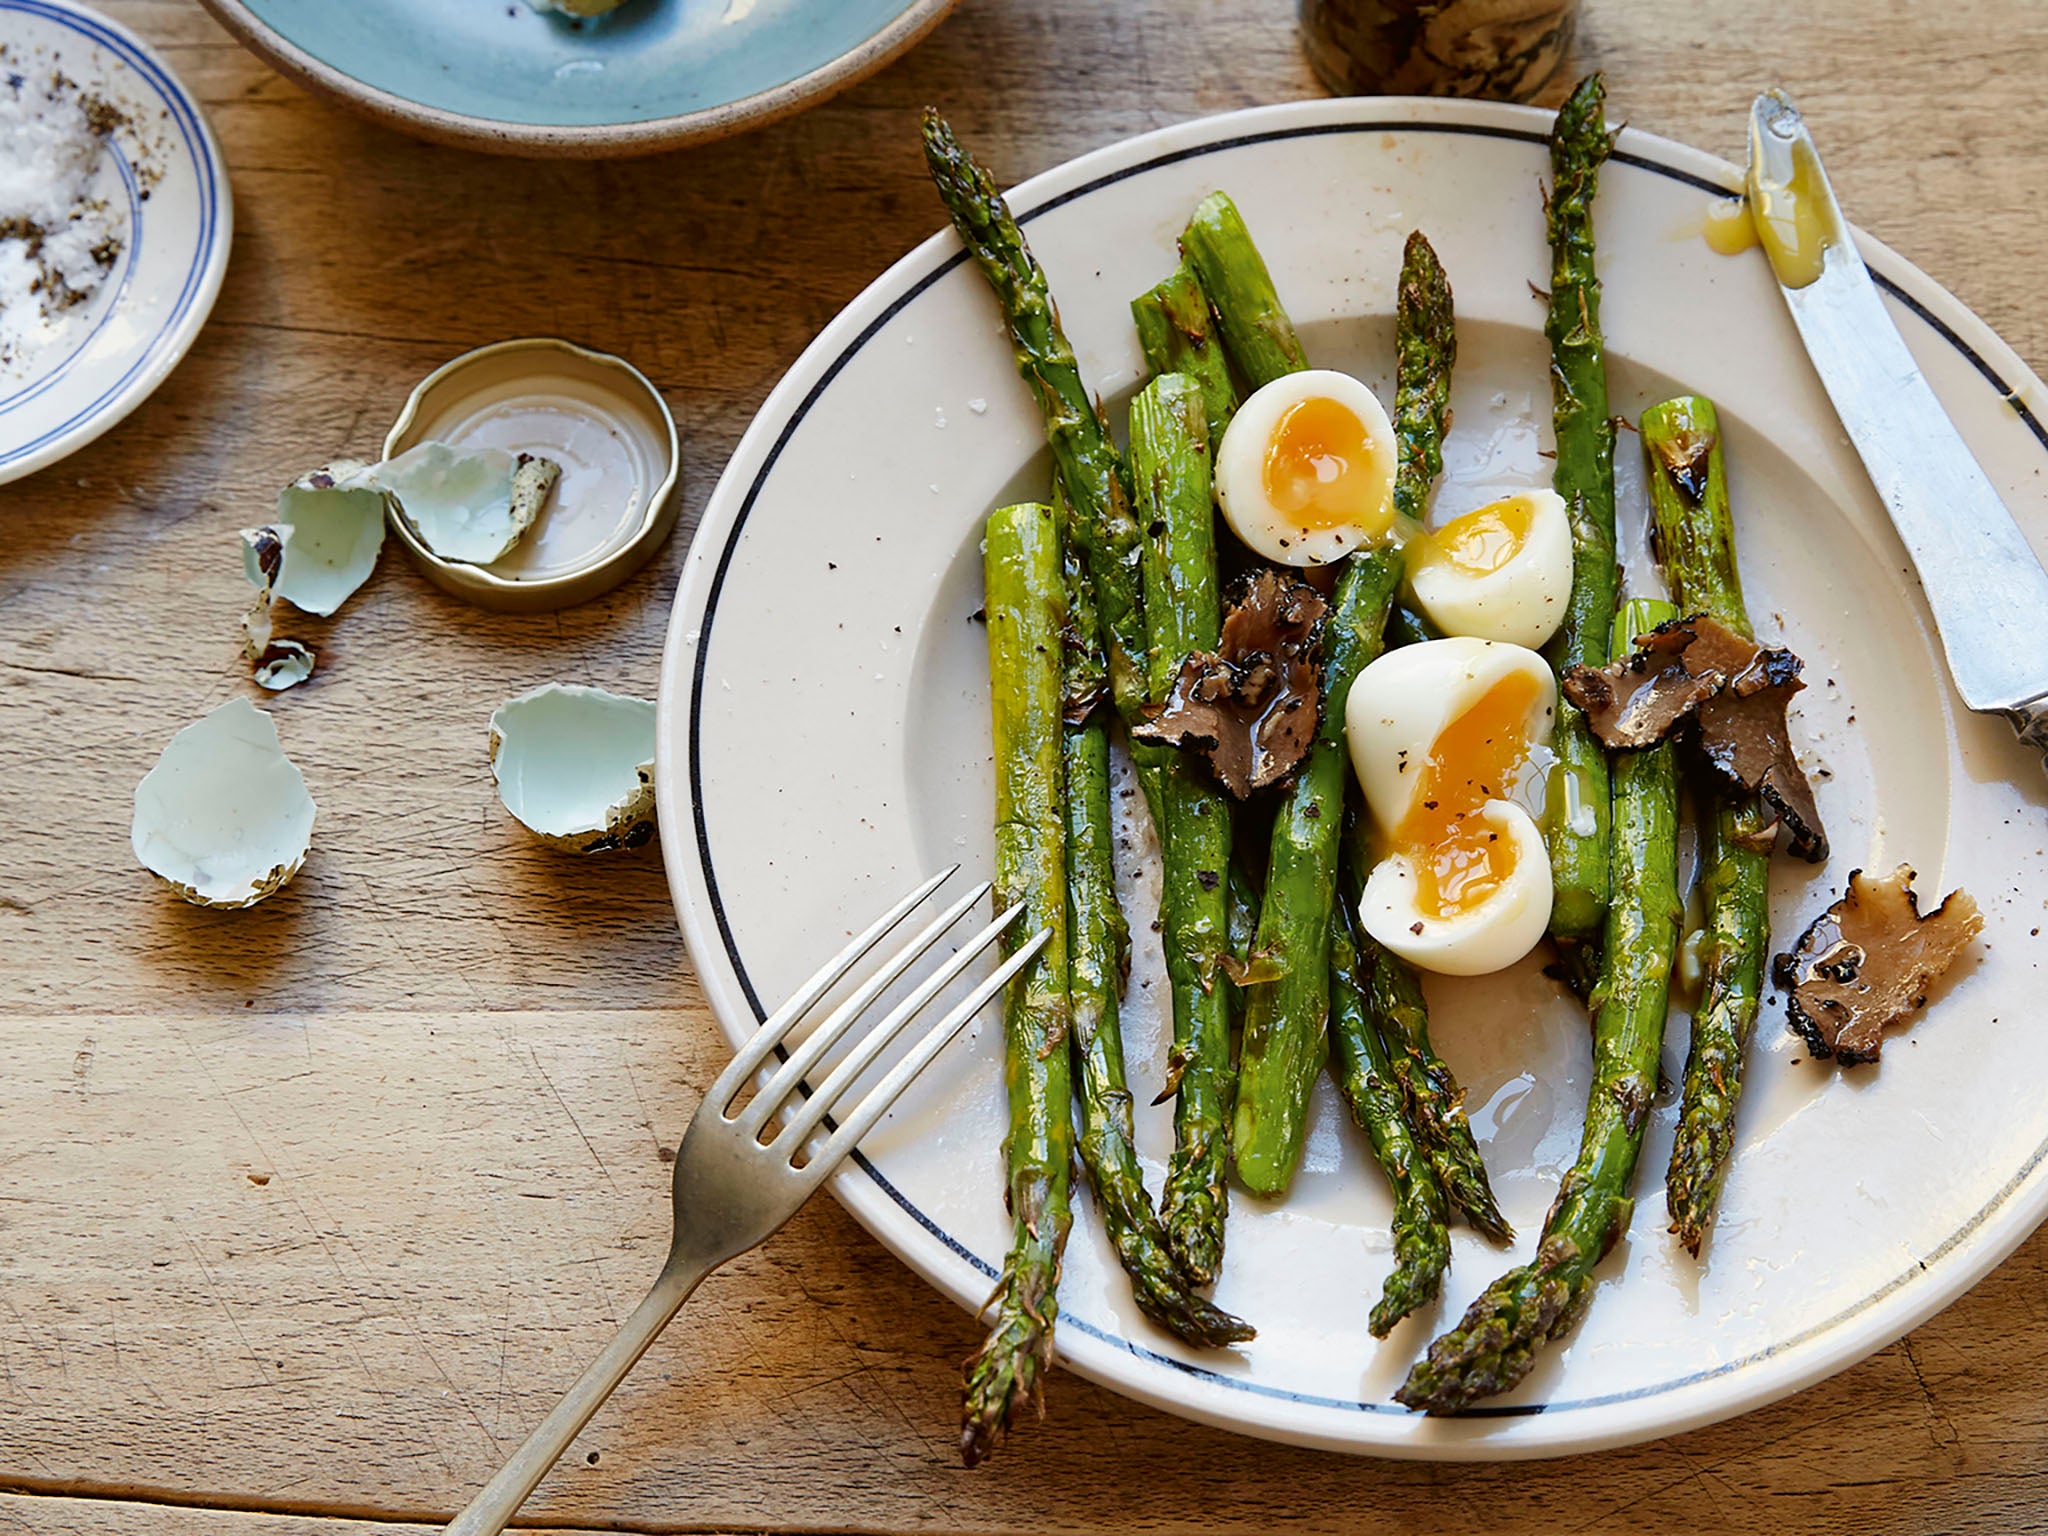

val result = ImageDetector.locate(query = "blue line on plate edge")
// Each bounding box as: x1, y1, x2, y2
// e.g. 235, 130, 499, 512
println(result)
0, 0, 220, 466
687, 118, 2048, 1421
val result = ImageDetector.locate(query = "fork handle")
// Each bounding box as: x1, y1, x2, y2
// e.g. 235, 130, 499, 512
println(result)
445, 1254, 709, 1535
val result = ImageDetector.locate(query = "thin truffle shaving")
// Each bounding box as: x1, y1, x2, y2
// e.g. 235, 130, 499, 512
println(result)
1695, 647, 1826, 862
1558, 616, 1723, 746
1773, 865, 1982, 1065
1132, 569, 1326, 797
1561, 612, 1826, 860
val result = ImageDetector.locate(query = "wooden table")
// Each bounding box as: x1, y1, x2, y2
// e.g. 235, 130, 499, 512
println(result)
6, 1, 2048, 1531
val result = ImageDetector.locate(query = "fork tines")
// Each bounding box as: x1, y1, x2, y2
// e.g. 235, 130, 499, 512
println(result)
711, 867, 1045, 1174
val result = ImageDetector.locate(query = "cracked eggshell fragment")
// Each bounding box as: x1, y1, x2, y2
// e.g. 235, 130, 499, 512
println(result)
132, 698, 317, 908
253, 640, 316, 691
488, 683, 656, 853
239, 524, 286, 657
239, 527, 316, 689
373, 441, 560, 567
254, 461, 388, 617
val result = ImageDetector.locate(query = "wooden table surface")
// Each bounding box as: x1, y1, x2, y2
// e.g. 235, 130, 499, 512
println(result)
7, 1, 2048, 1531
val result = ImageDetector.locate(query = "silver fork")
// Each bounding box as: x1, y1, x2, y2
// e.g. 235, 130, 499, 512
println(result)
445, 866, 1042, 1535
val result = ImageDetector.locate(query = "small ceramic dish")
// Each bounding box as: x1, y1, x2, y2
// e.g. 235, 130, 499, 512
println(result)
193, 0, 958, 158
382, 337, 679, 612
0, 0, 231, 485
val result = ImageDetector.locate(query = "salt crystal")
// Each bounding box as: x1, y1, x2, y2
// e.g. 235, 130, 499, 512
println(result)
0, 79, 126, 372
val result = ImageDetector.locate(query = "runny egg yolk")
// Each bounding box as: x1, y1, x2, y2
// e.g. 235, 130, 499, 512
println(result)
1261, 396, 1393, 538
1393, 668, 1545, 919
1410, 495, 1536, 578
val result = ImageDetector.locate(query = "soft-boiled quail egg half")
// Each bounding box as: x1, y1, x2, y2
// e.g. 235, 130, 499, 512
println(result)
1215, 369, 1402, 566
1346, 638, 1557, 976
1404, 488, 1573, 649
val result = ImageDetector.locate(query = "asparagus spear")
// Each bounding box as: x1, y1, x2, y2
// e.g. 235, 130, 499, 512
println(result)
1539, 73, 1621, 975
1642, 396, 1773, 1257
1348, 806, 1511, 1243
1061, 492, 1255, 1347
1129, 374, 1238, 1285
925, 121, 1238, 1254
1130, 261, 1267, 1022
1331, 837, 1451, 1336
1386, 603, 1441, 650
1345, 510, 1507, 1238
1397, 597, 1681, 1414
963, 501, 1074, 1465
1231, 551, 1400, 1195
1232, 231, 1453, 1196
922, 112, 1149, 727
1133, 260, 1240, 436
1179, 190, 1310, 387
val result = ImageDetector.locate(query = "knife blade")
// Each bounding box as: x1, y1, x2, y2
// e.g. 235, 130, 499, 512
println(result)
1746, 87, 2048, 764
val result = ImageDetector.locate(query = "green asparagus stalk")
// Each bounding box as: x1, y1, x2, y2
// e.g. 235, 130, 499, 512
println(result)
1129, 373, 1238, 1285
1398, 596, 1681, 1414
1330, 846, 1451, 1336
1232, 563, 1400, 1195
1370, 939, 1512, 1242
1179, 191, 1309, 388
1232, 231, 1453, 1196
1386, 603, 1441, 650
1130, 260, 1264, 1023
1226, 864, 1260, 977
1386, 231, 1455, 528
1642, 397, 1773, 1257
963, 501, 1075, 1466
1346, 803, 1511, 1242
1133, 260, 1240, 436
1539, 73, 1621, 972
1060, 493, 1255, 1347
923, 112, 1149, 727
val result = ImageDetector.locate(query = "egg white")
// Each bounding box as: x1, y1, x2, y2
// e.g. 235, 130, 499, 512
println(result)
1345, 637, 1557, 833
1405, 488, 1573, 649
1359, 802, 1553, 976
1213, 369, 1399, 567
1345, 637, 1559, 977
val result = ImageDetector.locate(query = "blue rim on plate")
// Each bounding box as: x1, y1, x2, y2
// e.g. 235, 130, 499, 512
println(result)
193, 0, 959, 158
0, 0, 232, 485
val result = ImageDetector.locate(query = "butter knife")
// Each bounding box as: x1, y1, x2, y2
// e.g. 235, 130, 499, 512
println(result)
1746, 87, 2048, 764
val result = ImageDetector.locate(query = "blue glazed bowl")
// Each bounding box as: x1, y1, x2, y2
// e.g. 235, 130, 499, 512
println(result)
196, 0, 957, 156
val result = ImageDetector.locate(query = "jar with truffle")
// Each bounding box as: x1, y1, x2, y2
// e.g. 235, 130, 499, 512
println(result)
1300, 0, 1579, 102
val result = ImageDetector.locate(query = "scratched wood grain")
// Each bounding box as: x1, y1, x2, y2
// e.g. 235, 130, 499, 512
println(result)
0, 1494, 650, 1536
4, 0, 2048, 1532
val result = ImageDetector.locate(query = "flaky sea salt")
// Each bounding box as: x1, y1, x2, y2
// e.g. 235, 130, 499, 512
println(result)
0, 77, 125, 371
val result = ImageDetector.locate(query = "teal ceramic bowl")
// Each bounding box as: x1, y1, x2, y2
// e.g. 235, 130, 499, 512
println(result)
196, 0, 956, 157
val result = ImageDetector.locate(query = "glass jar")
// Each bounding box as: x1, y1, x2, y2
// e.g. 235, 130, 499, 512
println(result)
1300, 0, 1579, 102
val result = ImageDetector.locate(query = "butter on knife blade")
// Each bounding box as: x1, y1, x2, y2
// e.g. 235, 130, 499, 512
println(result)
1745, 87, 2048, 768
1745, 92, 1847, 289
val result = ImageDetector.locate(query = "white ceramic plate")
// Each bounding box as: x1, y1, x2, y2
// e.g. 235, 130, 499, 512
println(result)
0, 0, 231, 485
656, 98, 2048, 1458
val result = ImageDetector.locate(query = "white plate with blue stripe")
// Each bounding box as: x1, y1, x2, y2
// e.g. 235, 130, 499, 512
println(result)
0, 0, 230, 485
657, 98, 2048, 1457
